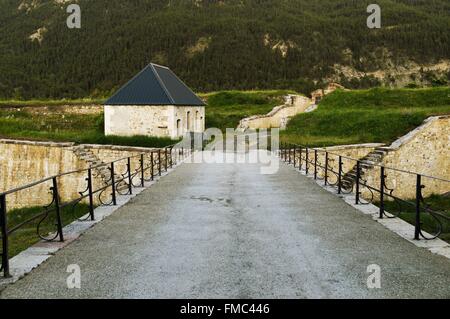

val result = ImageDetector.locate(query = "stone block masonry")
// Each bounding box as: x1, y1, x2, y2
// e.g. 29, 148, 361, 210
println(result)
362, 116, 450, 199
0, 139, 170, 209
289, 116, 450, 200
238, 95, 312, 131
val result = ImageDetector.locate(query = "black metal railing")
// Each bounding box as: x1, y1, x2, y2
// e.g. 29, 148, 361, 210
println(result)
0, 145, 192, 278
279, 142, 450, 243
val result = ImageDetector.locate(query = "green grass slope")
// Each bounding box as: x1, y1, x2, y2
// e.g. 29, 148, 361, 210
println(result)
282, 87, 450, 146
0, 108, 177, 148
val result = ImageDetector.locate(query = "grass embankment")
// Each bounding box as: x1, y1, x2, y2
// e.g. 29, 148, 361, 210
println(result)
203, 90, 292, 132
0, 108, 177, 148
377, 195, 450, 243
281, 87, 450, 147
4, 204, 91, 258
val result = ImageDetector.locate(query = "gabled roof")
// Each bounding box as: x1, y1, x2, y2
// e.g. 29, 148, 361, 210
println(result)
105, 63, 205, 106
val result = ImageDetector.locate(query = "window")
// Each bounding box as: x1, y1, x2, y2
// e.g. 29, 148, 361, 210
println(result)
177, 119, 182, 136
195, 111, 200, 131
187, 111, 191, 131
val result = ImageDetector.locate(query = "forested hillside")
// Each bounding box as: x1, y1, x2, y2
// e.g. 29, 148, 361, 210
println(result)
0, 0, 449, 99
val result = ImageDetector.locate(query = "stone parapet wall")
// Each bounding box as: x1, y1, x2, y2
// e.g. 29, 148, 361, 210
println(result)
288, 116, 449, 200
363, 116, 450, 199
0, 139, 170, 209
291, 143, 382, 177
239, 95, 311, 130
319, 144, 383, 175
0, 140, 85, 209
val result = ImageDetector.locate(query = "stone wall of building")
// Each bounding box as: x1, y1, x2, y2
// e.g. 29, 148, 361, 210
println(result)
171, 106, 206, 138
105, 105, 171, 137
104, 105, 205, 139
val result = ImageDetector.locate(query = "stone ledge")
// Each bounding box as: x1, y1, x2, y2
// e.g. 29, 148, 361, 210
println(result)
0, 139, 167, 152
319, 143, 385, 151
0, 139, 75, 147
80, 144, 161, 152
238, 95, 311, 129
389, 115, 450, 150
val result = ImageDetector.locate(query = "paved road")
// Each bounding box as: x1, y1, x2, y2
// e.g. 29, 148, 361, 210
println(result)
1, 153, 450, 298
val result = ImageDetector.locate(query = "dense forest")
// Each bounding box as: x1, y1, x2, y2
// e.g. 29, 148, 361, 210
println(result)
0, 0, 449, 99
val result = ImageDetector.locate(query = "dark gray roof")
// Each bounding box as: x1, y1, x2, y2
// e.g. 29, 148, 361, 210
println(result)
105, 63, 205, 106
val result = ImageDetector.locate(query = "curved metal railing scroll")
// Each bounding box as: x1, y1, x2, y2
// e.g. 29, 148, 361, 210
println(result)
0, 144, 189, 278
278, 143, 450, 243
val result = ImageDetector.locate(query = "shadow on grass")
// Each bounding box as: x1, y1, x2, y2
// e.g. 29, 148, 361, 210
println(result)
2, 204, 91, 258
375, 195, 450, 243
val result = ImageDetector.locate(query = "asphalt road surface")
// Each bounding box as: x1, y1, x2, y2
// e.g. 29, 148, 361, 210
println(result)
1, 154, 449, 298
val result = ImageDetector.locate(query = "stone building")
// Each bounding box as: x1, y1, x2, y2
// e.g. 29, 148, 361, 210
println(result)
104, 63, 206, 139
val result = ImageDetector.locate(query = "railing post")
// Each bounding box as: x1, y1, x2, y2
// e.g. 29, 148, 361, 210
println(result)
140, 154, 145, 187
284, 143, 287, 161
324, 152, 329, 186
127, 157, 133, 195
52, 177, 64, 242
355, 161, 361, 204
158, 149, 162, 176
338, 156, 342, 194
169, 148, 173, 168
305, 148, 309, 175
299, 147, 302, 170
314, 149, 318, 180
379, 166, 385, 219
150, 152, 154, 181
0, 194, 10, 278
414, 174, 422, 240
164, 148, 168, 172
87, 169, 95, 221
111, 162, 117, 205
288, 144, 292, 164
293, 146, 297, 168
181, 147, 184, 159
